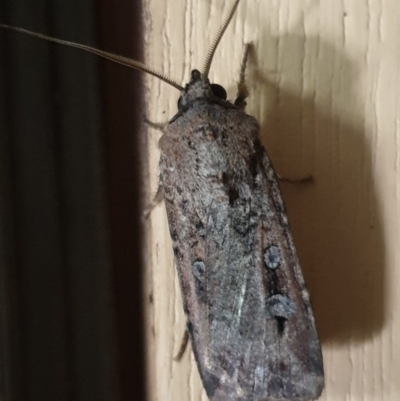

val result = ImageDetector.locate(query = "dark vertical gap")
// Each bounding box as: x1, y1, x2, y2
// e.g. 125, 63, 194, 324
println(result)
40, 9, 74, 399
48, 3, 121, 400
0, 17, 26, 401
1, 1, 121, 400
98, 0, 146, 400
3, 2, 71, 396
46, 9, 74, 401
1, 4, 59, 400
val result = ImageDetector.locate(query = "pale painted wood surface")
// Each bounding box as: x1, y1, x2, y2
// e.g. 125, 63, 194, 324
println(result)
143, 1, 400, 400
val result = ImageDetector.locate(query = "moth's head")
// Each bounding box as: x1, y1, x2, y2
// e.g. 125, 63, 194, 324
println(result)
177, 70, 227, 111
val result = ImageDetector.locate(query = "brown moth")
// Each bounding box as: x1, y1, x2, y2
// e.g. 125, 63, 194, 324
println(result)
1, 0, 324, 400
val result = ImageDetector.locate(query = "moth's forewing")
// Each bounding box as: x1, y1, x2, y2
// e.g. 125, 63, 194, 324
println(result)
159, 74, 324, 401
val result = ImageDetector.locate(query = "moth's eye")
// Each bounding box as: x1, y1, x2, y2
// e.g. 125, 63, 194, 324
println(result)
210, 84, 227, 100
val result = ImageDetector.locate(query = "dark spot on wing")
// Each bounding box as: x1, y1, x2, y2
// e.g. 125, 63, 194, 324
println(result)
267, 268, 280, 296
264, 245, 281, 270
192, 260, 205, 282
249, 139, 264, 177
276, 316, 287, 335
222, 172, 239, 205
266, 294, 296, 320
228, 187, 239, 204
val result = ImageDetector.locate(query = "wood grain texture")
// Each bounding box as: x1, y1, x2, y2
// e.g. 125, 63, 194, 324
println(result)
143, 0, 400, 400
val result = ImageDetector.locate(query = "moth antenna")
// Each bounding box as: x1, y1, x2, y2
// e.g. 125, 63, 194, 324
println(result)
201, 0, 241, 80
0, 24, 184, 91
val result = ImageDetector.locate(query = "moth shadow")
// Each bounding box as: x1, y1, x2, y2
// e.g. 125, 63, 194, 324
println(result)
251, 34, 385, 344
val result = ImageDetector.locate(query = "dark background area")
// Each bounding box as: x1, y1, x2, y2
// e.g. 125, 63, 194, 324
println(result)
0, 1, 146, 400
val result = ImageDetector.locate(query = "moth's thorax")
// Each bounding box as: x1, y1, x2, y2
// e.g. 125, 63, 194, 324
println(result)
178, 69, 216, 109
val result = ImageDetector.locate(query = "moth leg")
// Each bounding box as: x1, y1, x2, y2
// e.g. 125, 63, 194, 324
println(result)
143, 116, 167, 132
142, 184, 164, 219
277, 173, 313, 184
234, 43, 252, 108
173, 328, 189, 361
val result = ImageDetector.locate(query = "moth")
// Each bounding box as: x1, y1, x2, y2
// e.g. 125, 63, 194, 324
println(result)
1, 0, 324, 400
